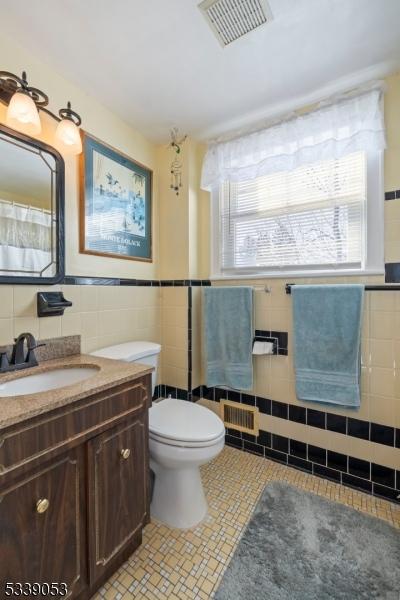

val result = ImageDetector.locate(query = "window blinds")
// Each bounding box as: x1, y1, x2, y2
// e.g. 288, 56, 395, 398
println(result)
219, 151, 366, 273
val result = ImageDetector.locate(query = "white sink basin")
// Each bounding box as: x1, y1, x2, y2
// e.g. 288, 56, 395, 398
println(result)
0, 367, 99, 397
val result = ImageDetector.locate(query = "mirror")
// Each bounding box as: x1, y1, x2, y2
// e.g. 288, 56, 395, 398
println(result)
0, 123, 64, 283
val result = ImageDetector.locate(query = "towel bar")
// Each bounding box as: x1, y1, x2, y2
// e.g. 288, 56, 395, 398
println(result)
285, 283, 400, 294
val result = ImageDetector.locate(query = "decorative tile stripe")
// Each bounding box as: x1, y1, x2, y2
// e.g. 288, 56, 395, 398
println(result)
225, 429, 400, 504
193, 386, 400, 451
153, 384, 189, 401
188, 287, 193, 401
384, 190, 400, 200
62, 276, 212, 287
385, 263, 400, 283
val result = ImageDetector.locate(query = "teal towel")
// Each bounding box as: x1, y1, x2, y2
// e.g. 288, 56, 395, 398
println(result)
292, 284, 364, 407
203, 286, 253, 390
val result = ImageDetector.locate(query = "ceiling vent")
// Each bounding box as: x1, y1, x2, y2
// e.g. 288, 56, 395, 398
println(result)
198, 0, 273, 47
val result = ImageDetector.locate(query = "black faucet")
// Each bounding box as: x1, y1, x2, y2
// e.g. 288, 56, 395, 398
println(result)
0, 333, 46, 373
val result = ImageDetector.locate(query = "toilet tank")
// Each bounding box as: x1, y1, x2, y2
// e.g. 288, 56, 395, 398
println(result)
90, 341, 161, 395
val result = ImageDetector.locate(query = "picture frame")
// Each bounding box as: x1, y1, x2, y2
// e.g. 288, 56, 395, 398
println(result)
79, 132, 152, 262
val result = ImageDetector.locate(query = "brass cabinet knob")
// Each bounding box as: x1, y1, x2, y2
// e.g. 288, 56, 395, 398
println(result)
36, 498, 50, 514
120, 448, 131, 460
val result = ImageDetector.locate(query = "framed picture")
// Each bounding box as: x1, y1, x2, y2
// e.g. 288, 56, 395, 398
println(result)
80, 132, 152, 262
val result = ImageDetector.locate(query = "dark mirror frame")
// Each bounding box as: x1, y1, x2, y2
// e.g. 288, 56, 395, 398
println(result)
0, 123, 65, 285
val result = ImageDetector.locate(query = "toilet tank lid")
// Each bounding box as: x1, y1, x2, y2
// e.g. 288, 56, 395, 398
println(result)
90, 341, 161, 362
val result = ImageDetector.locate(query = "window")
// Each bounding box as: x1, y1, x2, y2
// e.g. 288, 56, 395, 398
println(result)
212, 149, 383, 277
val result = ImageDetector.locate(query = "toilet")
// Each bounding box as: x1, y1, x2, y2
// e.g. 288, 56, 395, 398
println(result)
90, 341, 225, 529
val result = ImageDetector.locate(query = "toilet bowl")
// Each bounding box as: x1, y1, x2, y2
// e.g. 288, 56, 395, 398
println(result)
149, 397, 225, 529
90, 341, 225, 529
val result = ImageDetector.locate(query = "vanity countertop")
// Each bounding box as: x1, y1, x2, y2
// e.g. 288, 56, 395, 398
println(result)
0, 354, 153, 430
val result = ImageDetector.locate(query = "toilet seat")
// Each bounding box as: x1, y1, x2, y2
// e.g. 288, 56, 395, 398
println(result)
149, 429, 226, 448
149, 397, 225, 448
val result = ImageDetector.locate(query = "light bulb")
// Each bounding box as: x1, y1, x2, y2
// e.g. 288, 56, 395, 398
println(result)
6, 91, 41, 135
55, 118, 82, 155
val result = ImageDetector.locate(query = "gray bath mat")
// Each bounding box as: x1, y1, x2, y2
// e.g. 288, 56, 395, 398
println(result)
214, 481, 400, 600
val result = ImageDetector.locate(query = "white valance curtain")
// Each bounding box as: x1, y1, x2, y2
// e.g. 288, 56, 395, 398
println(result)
201, 87, 386, 191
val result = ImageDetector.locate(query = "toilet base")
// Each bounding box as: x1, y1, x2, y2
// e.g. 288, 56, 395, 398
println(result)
150, 462, 208, 529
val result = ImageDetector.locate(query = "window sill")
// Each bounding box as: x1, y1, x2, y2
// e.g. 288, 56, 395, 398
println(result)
210, 268, 385, 281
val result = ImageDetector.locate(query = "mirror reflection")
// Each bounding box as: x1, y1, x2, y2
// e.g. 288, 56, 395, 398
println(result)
0, 129, 58, 278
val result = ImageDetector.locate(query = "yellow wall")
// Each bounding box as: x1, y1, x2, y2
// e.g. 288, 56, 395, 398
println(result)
157, 139, 210, 280
0, 32, 158, 279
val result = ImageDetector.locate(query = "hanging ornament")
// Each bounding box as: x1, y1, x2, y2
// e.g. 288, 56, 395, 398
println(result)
168, 128, 187, 196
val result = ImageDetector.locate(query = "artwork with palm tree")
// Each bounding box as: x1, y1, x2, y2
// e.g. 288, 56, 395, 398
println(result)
80, 133, 152, 261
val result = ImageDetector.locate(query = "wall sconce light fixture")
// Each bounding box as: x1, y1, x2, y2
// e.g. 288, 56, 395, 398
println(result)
169, 127, 187, 196
0, 70, 83, 155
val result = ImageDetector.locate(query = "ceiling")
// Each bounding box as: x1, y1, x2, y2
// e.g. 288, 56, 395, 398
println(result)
1, 0, 400, 142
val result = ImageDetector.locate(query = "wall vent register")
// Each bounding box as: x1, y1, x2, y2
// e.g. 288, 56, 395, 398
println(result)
198, 0, 273, 46
221, 399, 259, 435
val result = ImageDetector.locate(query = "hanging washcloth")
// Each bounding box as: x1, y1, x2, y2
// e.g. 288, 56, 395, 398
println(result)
292, 284, 364, 407
203, 286, 253, 390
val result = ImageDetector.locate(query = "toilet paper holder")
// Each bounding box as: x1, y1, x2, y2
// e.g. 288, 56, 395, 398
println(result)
252, 334, 278, 355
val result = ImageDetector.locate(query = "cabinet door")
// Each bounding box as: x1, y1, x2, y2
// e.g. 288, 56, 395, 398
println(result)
87, 413, 148, 583
0, 448, 86, 598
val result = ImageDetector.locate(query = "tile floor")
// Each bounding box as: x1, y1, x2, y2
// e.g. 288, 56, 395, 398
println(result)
95, 446, 400, 600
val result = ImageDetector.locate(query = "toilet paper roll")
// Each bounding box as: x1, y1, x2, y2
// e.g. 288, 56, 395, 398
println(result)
252, 341, 274, 355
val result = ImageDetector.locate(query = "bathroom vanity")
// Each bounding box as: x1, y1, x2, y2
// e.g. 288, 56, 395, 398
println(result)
0, 354, 152, 599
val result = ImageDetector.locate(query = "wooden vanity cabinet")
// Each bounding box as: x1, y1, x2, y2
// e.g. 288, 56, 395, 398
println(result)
0, 374, 151, 600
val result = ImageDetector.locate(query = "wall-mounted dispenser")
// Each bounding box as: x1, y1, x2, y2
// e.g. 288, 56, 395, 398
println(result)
37, 291, 72, 317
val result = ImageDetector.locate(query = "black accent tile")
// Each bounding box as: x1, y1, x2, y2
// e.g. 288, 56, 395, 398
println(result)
397, 470, 400, 490
312, 464, 341, 483
164, 385, 177, 398
326, 413, 347, 434
241, 393, 256, 406
397, 190, 400, 199
264, 447, 288, 465
119, 278, 137, 286
160, 280, 173, 286
289, 405, 306, 424
385, 190, 396, 200
288, 455, 312, 473
214, 388, 227, 402
373, 484, 400, 504
203, 386, 215, 401
348, 457, 370, 480
173, 280, 185, 286
289, 439, 307, 460
396, 429, 400, 449
176, 388, 188, 400
347, 417, 369, 440
243, 441, 264, 456
191, 386, 202, 400
226, 428, 241, 438
385, 263, 400, 284
242, 432, 256, 443
370, 423, 394, 447
272, 401, 288, 419
256, 396, 271, 415
227, 390, 241, 403
307, 409, 326, 429
371, 463, 395, 488
342, 473, 372, 494
225, 435, 243, 449
136, 279, 152, 286
272, 434, 289, 453
327, 451, 347, 472
307, 445, 326, 465
257, 430, 271, 448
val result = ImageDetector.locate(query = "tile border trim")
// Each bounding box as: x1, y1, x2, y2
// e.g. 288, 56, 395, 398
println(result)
193, 386, 400, 451
384, 189, 400, 201
225, 428, 400, 505
61, 276, 212, 287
